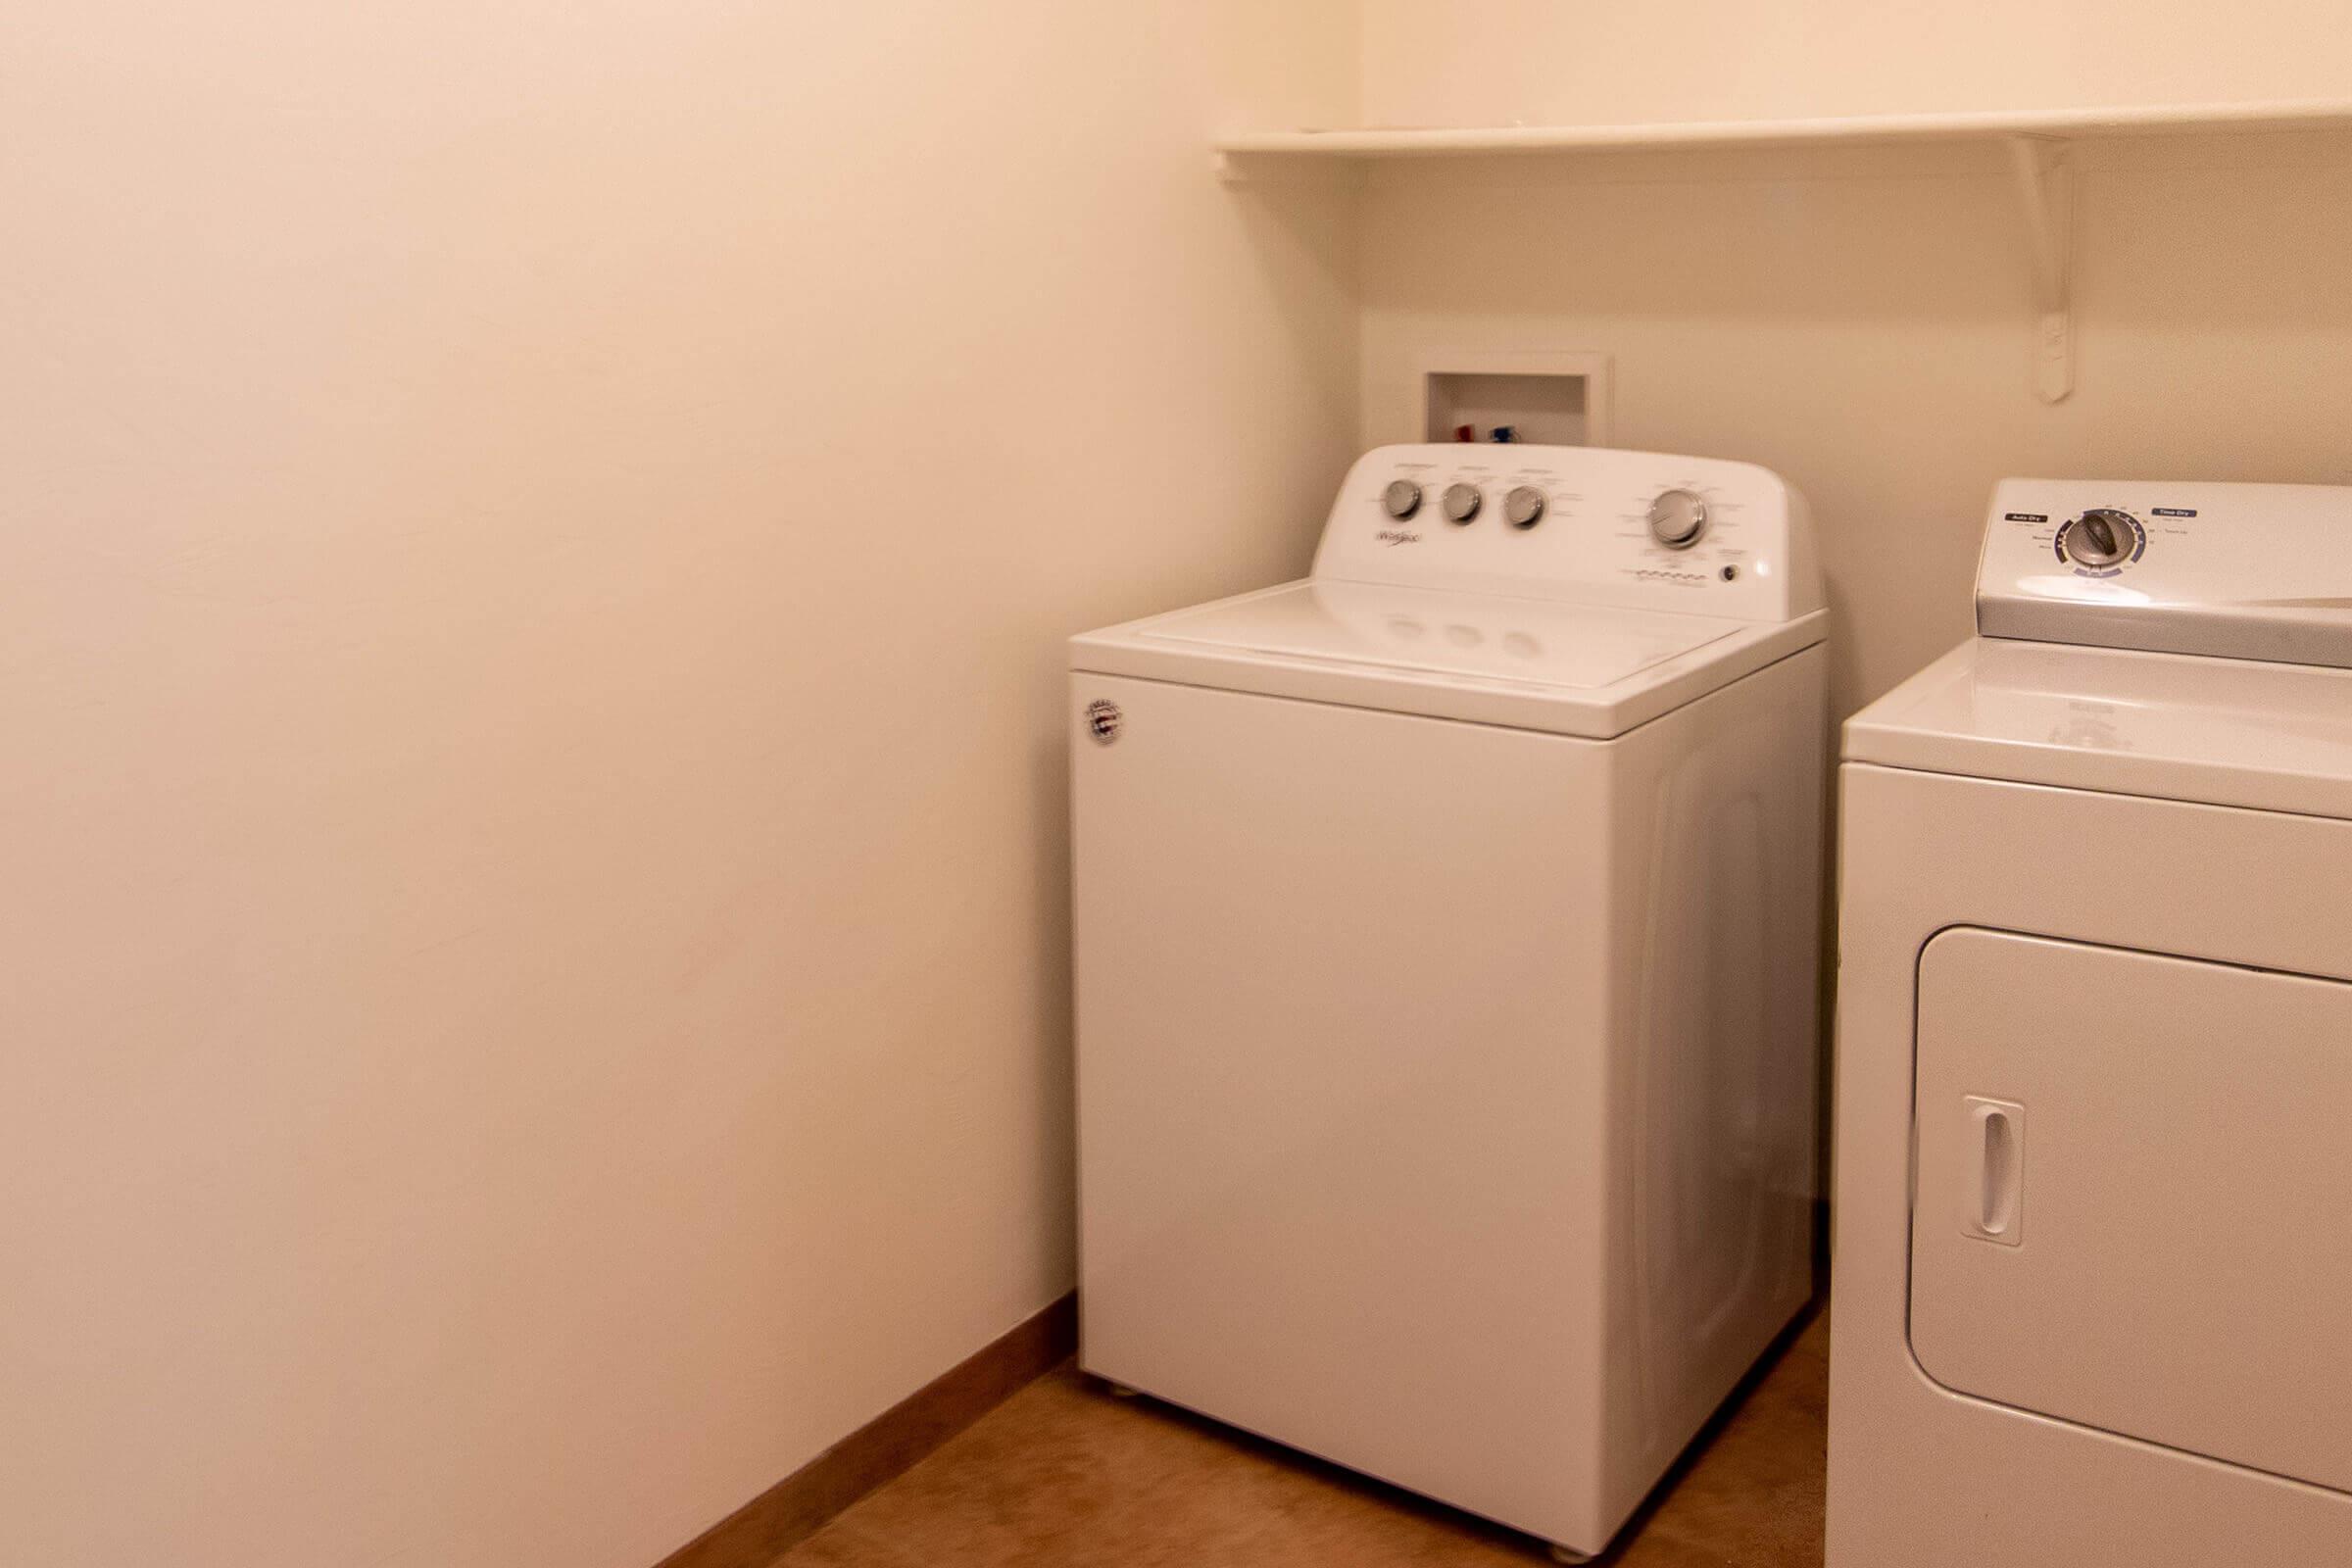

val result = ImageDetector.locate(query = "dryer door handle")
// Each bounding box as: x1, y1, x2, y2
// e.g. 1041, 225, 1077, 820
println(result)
1963, 1096, 2026, 1247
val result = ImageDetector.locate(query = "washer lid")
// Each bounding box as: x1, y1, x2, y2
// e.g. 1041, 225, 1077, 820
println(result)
1844, 636, 2352, 819
1072, 580, 1824, 739
1141, 580, 1744, 691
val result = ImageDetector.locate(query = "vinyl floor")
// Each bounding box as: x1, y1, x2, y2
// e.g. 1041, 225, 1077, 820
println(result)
775, 1309, 1829, 1566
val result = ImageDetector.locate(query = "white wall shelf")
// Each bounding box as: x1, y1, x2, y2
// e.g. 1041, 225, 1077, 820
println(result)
1214, 98, 2352, 163
1216, 98, 2352, 407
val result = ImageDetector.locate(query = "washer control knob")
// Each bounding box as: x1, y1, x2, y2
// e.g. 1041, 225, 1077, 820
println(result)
1443, 482, 1483, 524
1381, 479, 1423, 520
2065, 508, 2137, 568
1647, 488, 1710, 550
1503, 486, 1546, 529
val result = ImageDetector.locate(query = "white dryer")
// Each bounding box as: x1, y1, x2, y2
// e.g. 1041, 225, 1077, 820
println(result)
1830, 479, 2352, 1565
1069, 443, 1828, 1559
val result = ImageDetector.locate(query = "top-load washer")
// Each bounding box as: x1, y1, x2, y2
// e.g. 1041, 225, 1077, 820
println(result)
1068, 443, 1829, 1560
1830, 479, 2352, 1566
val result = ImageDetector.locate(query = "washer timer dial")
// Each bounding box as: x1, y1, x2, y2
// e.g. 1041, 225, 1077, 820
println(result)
1382, 479, 1423, 520
1646, 488, 1710, 550
1442, 483, 1483, 524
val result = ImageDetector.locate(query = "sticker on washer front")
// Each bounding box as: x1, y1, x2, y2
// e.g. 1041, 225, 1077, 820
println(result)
1085, 699, 1123, 743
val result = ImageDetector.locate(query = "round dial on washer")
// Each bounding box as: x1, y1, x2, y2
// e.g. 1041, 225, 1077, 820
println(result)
1646, 488, 1709, 550
1442, 482, 1483, 524
1382, 479, 1423, 520
1503, 486, 1546, 528
2063, 508, 2138, 568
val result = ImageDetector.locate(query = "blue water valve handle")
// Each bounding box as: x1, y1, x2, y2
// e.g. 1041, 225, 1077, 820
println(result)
1489, 424, 1518, 443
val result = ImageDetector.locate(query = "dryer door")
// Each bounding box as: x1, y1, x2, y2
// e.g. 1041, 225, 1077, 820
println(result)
1910, 928, 2352, 1494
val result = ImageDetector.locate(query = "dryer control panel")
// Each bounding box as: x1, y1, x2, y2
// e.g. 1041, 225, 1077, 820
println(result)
1312, 444, 1822, 622
1979, 477, 2352, 666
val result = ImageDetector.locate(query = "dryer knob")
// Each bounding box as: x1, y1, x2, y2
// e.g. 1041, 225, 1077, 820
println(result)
1382, 479, 1424, 520
1504, 486, 1546, 528
1647, 488, 1710, 550
2065, 508, 2137, 567
1443, 483, 1483, 524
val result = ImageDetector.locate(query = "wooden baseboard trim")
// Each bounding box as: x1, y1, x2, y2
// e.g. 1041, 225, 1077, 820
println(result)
656, 1292, 1078, 1568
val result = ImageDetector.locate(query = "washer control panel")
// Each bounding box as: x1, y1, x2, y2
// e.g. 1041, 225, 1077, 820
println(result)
1313, 443, 1821, 622
1979, 477, 2352, 666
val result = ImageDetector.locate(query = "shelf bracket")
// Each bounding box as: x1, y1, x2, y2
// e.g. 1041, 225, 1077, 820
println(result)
2005, 135, 2074, 404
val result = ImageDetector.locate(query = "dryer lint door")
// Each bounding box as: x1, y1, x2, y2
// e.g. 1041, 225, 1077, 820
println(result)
1910, 928, 2352, 1494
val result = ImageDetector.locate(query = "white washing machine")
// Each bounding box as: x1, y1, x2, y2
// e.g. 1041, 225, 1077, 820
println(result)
1829, 479, 2352, 1565
1068, 443, 1829, 1559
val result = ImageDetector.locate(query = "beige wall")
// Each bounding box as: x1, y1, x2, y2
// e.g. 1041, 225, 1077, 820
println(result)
1358, 129, 2352, 717
1360, 0, 2352, 128
10, 2, 2351, 1561
0, 5, 1356, 1565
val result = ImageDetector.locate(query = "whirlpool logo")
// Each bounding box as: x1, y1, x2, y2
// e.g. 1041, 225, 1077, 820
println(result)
1085, 699, 1122, 743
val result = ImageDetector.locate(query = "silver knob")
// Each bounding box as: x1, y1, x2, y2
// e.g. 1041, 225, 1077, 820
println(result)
1647, 488, 1709, 550
1442, 483, 1482, 524
2064, 508, 2136, 568
1382, 479, 1423, 520
1503, 486, 1546, 528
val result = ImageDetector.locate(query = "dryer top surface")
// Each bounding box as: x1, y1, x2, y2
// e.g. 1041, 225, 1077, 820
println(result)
1845, 635, 2352, 819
